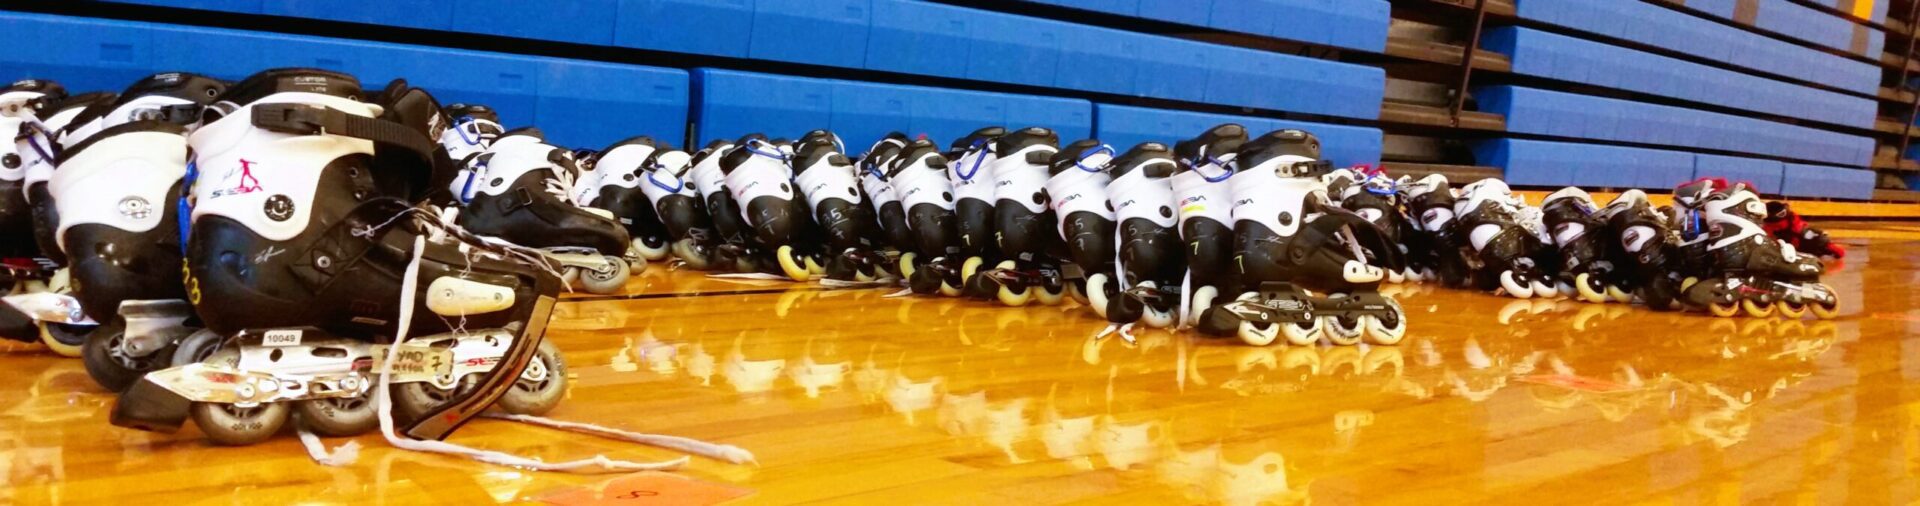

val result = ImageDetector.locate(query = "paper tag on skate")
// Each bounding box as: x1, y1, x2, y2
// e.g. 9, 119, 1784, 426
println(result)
368, 344, 455, 378
0, 292, 98, 325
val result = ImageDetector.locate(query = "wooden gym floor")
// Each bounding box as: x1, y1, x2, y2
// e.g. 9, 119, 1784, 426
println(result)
1, 222, 1917, 505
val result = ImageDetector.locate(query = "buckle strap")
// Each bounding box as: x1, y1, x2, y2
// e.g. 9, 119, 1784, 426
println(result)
253, 102, 442, 172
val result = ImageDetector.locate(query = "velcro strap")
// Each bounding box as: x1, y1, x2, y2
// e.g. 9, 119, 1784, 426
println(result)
253, 102, 440, 172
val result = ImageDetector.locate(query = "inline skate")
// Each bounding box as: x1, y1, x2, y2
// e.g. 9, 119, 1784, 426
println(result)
24, 89, 117, 273
578, 136, 674, 262
1603, 189, 1682, 310
887, 139, 965, 296
438, 103, 502, 163
1764, 202, 1845, 260
1455, 179, 1553, 298
453, 129, 633, 294
626, 144, 715, 269
793, 130, 885, 282
1676, 183, 1837, 319
1043, 139, 1118, 317
859, 133, 916, 278
1402, 174, 1472, 288
1541, 187, 1626, 304
978, 127, 1066, 306
1196, 129, 1407, 347
115, 69, 567, 446
44, 72, 226, 390
947, 127, 1006, 299
1170, 124, 1247, 326
720, 134, 820, 281
1338, 169, 1410, 283
1097, 142, 1184, 329
0, 80, 94, 353
687, 138, 761, 273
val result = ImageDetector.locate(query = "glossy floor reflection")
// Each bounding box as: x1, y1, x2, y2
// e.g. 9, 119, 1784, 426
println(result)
1, 229, 1914, 505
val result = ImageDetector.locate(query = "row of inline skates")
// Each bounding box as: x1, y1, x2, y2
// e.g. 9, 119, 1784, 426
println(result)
0, 69, 747, 470
1395, 171, 1842, 320
530, 121, 1411, 348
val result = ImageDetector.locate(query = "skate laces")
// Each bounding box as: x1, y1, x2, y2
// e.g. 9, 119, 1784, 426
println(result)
296, 234, 757, 473
542, 164, 577, 201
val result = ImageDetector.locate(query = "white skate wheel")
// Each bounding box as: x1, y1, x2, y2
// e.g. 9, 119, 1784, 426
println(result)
1499, 271, 1532, 299
1085, 273, 1110, 319
1364, 298, 1407, 346
1189, 285, 1219, 328
1323, 315, 1364, 346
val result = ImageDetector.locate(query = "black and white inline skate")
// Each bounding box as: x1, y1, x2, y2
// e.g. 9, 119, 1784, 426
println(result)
946, 127, 1006, 299
1170, 124, 1247, 327
1541, 187, 1627, 304
1043, 139, 1118, 316
577, 136, 674, 263
114, 69, 568, 446
1094, 142, 1184, 330
1603, 189, 1683, 310
0, 79, 95, 354
1338, 169, 1410, 283
888, 138, 966, 296
719, 134, 820, 281
452, 129, 633, 294
1197, 129, 1407, 347
43, 72, 226, 390
1674, 182, 1837, 319
793, 130, 886, 283
859, 133, 916, 277
1402, 174, 1472, 288
1455, 179, 1554, 298
978, 127, 1067, 306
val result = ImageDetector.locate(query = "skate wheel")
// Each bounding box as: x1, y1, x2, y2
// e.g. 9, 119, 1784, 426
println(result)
1065, 277, 1090, 306
1574, 273, 1609, 304
1228, 292, 1278, 346
805, 255, 826, 276
997, 283, 1032, 306
898, 252, 919, 280
1085, 273, 1110, 319
1387, 269, 1405, 284
1190, 283, 1221, 327
1556, 281, 1576, 299
777, 245, 811, 282
170, 329, 224, 367
1810, 289, 1839, 320
1189, 286, 1219, 328
1707, 301, 1740, 318
1323, 315, 1365, 346
294, 392, 377, 437
191, 348, 289, 446
1364, 298, 1407, 346
1532, 280, 1558, 300
497, 340, 567, 415
1135, 281, 1176, 329
1607, 285, 1632, 303
939, 280, 964, 297
1499, 271, 1533, 299
1036, 284, 1066, 306
1776, 299, 1808, 319
631, 237, 670, 261
1741, 299, 1775, 318
1279, 317, 1320, 347
82, 321, 174, 393
578, 255, 631, 294
38, 322, 87, 357
671, 239, 712, 270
